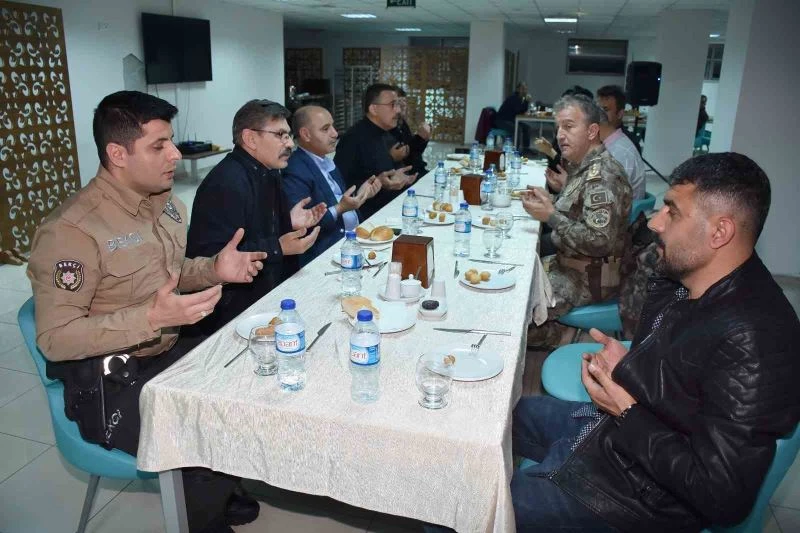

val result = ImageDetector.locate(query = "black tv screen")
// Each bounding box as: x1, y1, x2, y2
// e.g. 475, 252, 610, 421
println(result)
142, 13, 212, 84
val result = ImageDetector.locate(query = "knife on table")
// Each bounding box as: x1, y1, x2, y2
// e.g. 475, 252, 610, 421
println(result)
467, 259, 524, 267
306, 322, 332, 352
433, 328, 512, 336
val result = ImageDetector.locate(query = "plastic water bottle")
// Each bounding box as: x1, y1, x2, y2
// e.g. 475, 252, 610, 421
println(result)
454, 202, 472, 257
340, 231, 362, 296
402, 189, 419, 235
275, 299, 306, 391
509, 150, 522, 188
434, 161, 448, 203
469, 142, 480, 171
350, 309, 381, 403
481, 167, 496, 211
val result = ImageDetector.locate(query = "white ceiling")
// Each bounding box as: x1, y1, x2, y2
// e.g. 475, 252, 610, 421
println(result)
225, 0, 731, 38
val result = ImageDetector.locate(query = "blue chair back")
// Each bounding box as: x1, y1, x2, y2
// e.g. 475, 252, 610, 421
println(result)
558, 300, 623, 335
629, 192, 656, 225
17, 297, 155, 480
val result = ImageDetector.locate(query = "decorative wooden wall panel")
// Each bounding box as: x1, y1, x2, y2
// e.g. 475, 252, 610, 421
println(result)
1, 1, 80, 253
284, 48, 322, 92
379, 47, 468, 143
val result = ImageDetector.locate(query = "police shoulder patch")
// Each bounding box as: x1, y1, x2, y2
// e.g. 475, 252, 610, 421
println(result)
163, 200, 182, 223
53, 260, 84, 292
586, 208, 611, 229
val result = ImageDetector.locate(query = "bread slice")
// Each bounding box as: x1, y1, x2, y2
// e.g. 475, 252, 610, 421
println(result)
342, 296, 381, 319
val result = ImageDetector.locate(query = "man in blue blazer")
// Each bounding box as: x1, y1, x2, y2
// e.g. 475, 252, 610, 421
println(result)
283, 105, 382, 266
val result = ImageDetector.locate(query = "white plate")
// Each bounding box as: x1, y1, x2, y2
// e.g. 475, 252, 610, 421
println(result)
331, 248, 391, 266
446, 153, 467, 160
421, 347, 503, 381
357, 232, 399, 246
349, 301, 416, 333
422, 213, 455, 225
378, 285, 426, 304
472, 217, 498, 229
418, 297, 447, 319
459, 271, 516, 290
235, 312, 278, 339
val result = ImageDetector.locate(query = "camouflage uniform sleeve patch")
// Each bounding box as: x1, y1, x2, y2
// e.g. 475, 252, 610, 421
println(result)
53, 260, 84, 292
588, 190, 610, 207
586, 208, 611, 229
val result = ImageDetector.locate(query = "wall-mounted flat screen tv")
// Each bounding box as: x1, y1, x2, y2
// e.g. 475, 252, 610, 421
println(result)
142, 13, 212, 84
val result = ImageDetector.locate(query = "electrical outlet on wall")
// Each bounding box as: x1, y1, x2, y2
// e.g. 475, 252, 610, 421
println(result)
97, 21, 110, 31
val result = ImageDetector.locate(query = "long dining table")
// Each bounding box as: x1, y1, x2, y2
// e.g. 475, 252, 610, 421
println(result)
137, 157, 550, 533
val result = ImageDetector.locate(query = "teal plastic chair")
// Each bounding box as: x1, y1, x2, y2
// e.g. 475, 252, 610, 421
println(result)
629, 192, 656, 225
558, 300, 623, 343
538, 339, 800, 533
541, 342, 631, 402
487, 127, 511, 145
17, 297, 156, 533
694, 130, 712, 153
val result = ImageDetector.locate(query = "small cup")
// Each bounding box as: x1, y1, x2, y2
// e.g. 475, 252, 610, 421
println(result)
400, 278, 422, 298
431, 278, 446, 299
389, 261, 403, 275
386, 273, 402, 299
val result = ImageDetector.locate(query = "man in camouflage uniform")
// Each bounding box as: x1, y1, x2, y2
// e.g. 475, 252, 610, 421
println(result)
522, 95, 632, 348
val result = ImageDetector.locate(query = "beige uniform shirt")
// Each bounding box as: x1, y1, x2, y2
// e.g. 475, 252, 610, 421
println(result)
27, 167, 221, 362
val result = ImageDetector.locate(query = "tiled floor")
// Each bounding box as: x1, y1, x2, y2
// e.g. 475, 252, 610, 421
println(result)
1, 162, 798, 532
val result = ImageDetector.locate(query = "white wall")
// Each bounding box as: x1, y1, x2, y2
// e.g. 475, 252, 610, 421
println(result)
284, 29, 410, 81
464, 21, 505, 143
21, 0, 285, 185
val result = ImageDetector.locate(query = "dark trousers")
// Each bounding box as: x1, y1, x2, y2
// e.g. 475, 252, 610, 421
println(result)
60, 333, 239, 532
511, 396, 618, 532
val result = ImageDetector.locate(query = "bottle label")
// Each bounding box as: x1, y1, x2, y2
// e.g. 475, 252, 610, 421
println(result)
455, 220, 471, 233
350, 343, 380, 365
402, 206, 418, 217
276, 330, 306, 355
341, 253, 362, 270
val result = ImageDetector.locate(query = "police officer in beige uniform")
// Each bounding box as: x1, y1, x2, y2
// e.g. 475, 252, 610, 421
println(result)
523, 95, 632, 348
27, 91, 264, 533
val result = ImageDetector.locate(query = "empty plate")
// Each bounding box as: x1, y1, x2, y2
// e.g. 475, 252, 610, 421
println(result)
420, 347, 503, 381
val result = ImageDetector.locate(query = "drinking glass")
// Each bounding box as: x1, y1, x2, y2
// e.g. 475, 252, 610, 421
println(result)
482, 226, 503, 258
415, 355, 454, 409
249, 327, 278, 376
496, 211, 514, 239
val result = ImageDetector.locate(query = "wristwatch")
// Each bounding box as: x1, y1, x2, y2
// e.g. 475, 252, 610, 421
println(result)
615, 403, 638, 426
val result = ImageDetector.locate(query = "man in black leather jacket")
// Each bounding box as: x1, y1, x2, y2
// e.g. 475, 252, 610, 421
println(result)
512, 152, 800, 532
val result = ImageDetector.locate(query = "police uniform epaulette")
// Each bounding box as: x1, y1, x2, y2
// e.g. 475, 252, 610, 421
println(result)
586, 161, 602, 181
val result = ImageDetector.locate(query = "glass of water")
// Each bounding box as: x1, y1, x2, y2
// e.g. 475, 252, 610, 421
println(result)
482, 226, 503, 258
415, 355, 454, 409
496, 211, 514, 239
249, 327, 278, 376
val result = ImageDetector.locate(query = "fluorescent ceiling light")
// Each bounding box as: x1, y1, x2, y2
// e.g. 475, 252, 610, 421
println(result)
341, 13, 376, 19
709, 33, 720, 38
545, 17, 578, 23
396, 27, 421, 31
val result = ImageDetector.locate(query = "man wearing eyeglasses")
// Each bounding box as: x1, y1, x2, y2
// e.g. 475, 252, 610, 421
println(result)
187, 99, 327, 334
334, 83, 418, 220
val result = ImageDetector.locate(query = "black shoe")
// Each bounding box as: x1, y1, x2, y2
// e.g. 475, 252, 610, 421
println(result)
225, 486, 260, 526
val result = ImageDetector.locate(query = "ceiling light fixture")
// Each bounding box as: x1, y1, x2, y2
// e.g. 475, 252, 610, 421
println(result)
396, 27, 422, 31
545, 17, 578, 23
341, 13, 377, 19
709, 33, 720, 38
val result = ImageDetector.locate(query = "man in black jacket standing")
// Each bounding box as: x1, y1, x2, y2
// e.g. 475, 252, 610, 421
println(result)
511, 153, 799, 532
187, 99, 326, 333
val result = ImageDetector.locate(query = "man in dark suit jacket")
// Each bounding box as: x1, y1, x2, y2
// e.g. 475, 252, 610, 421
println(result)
283, 106, 382, 266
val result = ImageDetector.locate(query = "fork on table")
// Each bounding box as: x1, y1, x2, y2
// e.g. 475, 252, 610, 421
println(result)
498, 266, 516, 275
471, 334, 488, 355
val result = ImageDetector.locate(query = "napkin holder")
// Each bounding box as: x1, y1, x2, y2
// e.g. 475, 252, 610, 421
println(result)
483, 149, 506, 172
391, 235, 434, 288
460, 174, 483, 206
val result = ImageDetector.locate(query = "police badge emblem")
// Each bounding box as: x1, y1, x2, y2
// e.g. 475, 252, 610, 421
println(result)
163, 200, 182, 223
53, 260, 84, 292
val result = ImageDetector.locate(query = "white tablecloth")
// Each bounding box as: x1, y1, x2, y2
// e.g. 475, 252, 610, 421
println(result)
138, 160, 549, 533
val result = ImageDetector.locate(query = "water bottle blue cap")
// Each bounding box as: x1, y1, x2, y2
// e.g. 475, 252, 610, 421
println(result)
460, 202, 469, 209
280, 299, 296, 310
408, 189, 415, 195
356, 309, 373, 321
438, 160, 444, 166
345, 231, 356, 239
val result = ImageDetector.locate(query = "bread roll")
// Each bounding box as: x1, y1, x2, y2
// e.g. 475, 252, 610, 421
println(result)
438, 212, 446, 222
370, 226, 394, 241
342, 296, 381, 319
480, 271, 491, 281
367, 250, 377, 260
355, 226, 371, 239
